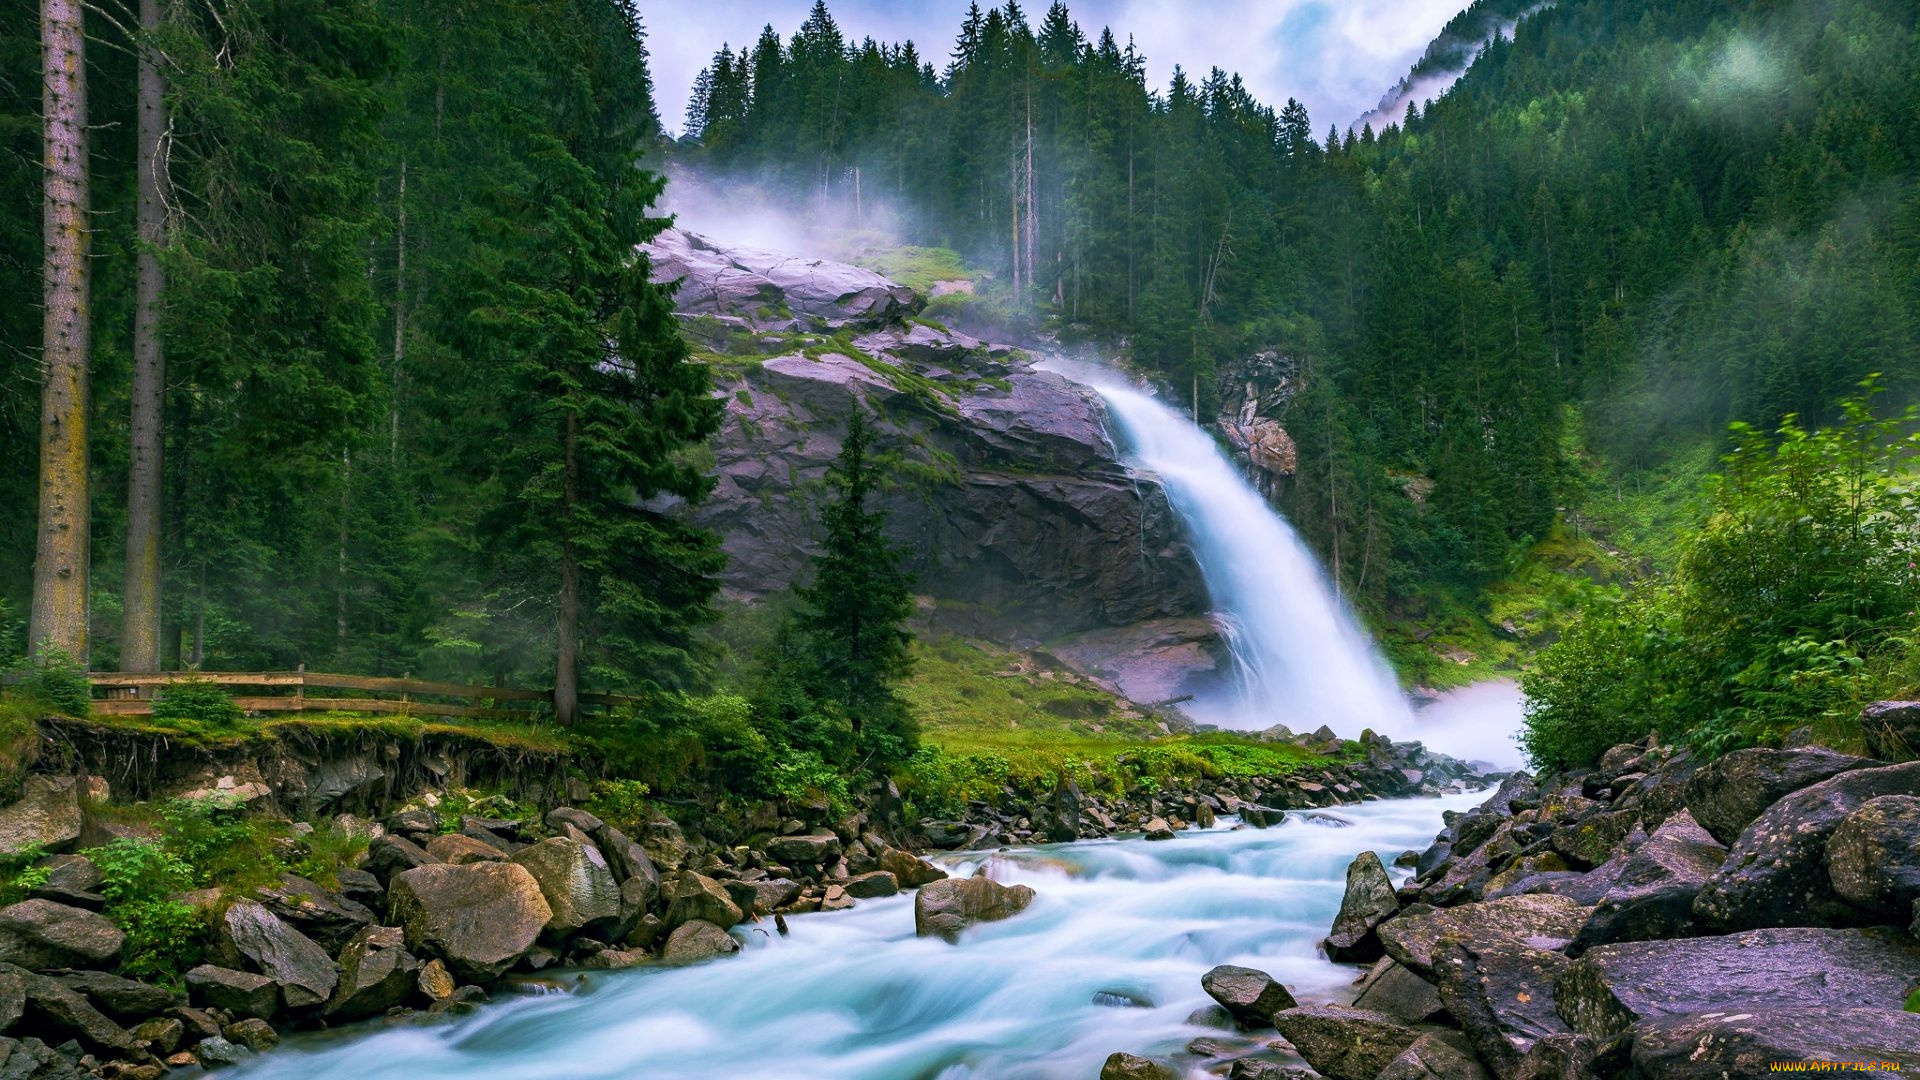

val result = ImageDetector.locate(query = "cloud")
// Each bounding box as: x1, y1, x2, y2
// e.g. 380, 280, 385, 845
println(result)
641, 0, 1472, 136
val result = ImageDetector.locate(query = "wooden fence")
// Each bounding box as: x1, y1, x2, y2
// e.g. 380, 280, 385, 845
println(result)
87, 669, 639, 719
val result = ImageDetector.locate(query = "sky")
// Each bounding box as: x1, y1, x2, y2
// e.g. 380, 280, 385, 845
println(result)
640, 0, 1472, 137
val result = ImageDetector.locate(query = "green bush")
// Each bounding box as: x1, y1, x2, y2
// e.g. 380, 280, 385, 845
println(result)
9, 649, 90, 717
583, 779, 653, 833
1519, 593, 1665, 770
157, 795, 262, 884
113, 899, 205, 983
88, 838, 194, 902
150, 679, 243, 728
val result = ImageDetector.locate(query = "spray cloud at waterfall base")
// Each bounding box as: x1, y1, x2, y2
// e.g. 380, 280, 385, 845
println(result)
1043, 359, 1522, 769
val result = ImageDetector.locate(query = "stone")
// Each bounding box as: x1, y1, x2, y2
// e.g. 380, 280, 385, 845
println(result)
415, 959, 454, 1002
33, 856, 97, 896
1568, 809, 1724, 953
0, 778, 82, 858
1377, 894, 1591, 979
183, 965, 278, 1021
1376, 1031, 1491, 1080
193, 1036, 249, 1067
1142, 817, 1175, 840
1862, 701, 1920, 762
1628, 1008, 1920, 1076
510, 837, 623, 938
50, 971, 175, 1021
913, 870, 1036, 942
129, 1017, 183, 1055
818, 884, 854, 912
581, 948, 649, 970
171, 1004, 223, 1041
543, 807, 605, 835
590, 824, 660, 899
645, 228, 918, 330
6, 967, 135, 1053
384, 808, 437, 835
842, 871, 898, 899
213, 899, 338, 1010
1039, 778, 1083, 842
745, 878, 802, 914
663, 872, 743, 931
637, 817, 688, 873
1683, 745, 1875, 845
1556, 927, 1920, 1039
424, 833, 507, 865
1432, 939, 1571, 1079
335, 867, 384, 907
1227, 1062, 1312, 1080
1323, 850, 1399, 962
364, 835, 439, 882
1350, 958, 1444, 1024
658, 920, 739, 964
1098, 1052, 1175, 1079
1509, 1033, 1608, 1080
220, 1017, 277, 1052
1271, 1004, 1423, 1080
1827, 794, 1920, 920
327, 925, 420, 1020
1546, 810, 1637, 869
0, 901, 121, 971
1198, 964, 1296, 1026
386, 862, 551, 982
255, 873, 376, 953
877, 847, 947, 888
765, 832, 841, 866
0, 1037, 87, 1080
1694, 761, 1920, 930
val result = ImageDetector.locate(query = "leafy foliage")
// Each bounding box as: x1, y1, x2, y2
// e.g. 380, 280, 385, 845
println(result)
8, 650, 90, 718
150, 680, 243, 729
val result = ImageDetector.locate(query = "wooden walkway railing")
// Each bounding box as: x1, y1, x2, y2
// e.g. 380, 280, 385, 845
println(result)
87, 669, 640, 719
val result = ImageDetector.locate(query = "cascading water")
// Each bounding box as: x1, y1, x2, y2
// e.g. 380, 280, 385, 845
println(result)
1043, 361, 1415, 741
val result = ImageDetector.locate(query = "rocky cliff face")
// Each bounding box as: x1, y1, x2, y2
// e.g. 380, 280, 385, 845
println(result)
645, 228, 1208, 642
1213, 350, 1301, 502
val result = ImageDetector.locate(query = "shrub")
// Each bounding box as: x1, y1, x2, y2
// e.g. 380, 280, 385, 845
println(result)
113, 899, 205, 983
9, 649, 90, 718
88, 838, 194, 903
1519, 593, 1665, 770
150, 679, 243, 728
584, 779, 653, 833
157, 795, 261, 884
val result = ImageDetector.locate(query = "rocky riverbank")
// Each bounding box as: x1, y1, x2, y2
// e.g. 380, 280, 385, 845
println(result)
1106, 701, 1920, 1079
0, 717, 1491, 1078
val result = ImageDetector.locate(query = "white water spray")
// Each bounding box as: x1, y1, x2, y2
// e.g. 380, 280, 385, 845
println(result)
1045, 361, 1415, 740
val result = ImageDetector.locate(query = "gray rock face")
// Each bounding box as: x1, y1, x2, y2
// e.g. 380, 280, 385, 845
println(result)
0, 1036, 85, 1080
0, 777, 82, 857
0, 900, 122, 971
1555, 926, 1920, 1039
214, 899, 339, 1010
663, 872, 743, 931
765, 832, 841, 867
256, 873, 376, 953
1694, 761, 1920, 930
1827, 794, 1920, 920
510, 837, 624, 938
184, 964, 279, 1020
842, 871, 899, 899
1324, 850, 1400, 962
1350, 958, 1444, 1024
386, 862, 552, 982
1199, 965, 1297, 1026
913, 871, 1036, 941
1683, 746, 1875, 845
659, 919, 739, 963
51, 971, 175, 1020
1569, 809, 1724, 953
1862, 701, 1920, 762
1272, 1004, 1423, 1080
327, 925, 420, 1020
1098, 1052, 1176, 1080
645, 228, 918, 330
1377, 1031, 1490, 1080
1378, 894, 1591, 979
1432, 939, 1571, 1080
3, 965, 134, 1054
365, 834, 439, 882
878, 846, 948, 888
425, 833, 507, 865
1628, 1008, 1920, 1076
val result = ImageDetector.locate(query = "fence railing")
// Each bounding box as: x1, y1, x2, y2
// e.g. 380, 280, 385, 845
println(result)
87, 669, 638, 719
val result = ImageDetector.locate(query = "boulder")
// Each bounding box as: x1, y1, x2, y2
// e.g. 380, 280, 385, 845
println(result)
1350, 958, 1444, 1024
636, 817, 688, 873
130, 1016, 183, 1055
913, 870, 1036, 942
842, 871, 899, 899
183, 965, 279, 1020
1323, 850, 1399, 962
335, 867, 385, 907
1378, 894, 1591, 979
1568, 809, 1723, 953
365, 835, 439, 882
256, 873, 376, 953
1142, 817, 1175, 840
659, 920, 739, 963
1226, 1061, 1308, 1080
1683, 746, 1875, 845
1694, 761, 1920, 930
1546, 810, 1637, 869
877, 847, 947, 888
1862, 701, 1920, 762
1271, 1004, 1423, 1080
193, 1035, 250, 1067
543, 807, 605, 835
1098, 1052, 1175, 1080
327, 925, 420, 1020
1555, 926, 1920, 1039
0, 900, 122, 971
213, 899, 338, 1010
222, 1016, 278, 1052
1628, 1007, 1920, 1076
386, 862, 551, 982
51, 971, 175, 1021
5, 966, 135, 1053
424, 833, 506, 865
663, 872, 743, 931
765, 832, 841, 867
1198, 964, 1296, 1026
1377, 1031, 1490, 1080
1432, 939, 1571, 1079
415, 958, 454, 1002
644, 228, 918, 329
510, 837, 624, 938
590, 824, 660, 900
1827, 794, 1920, 920
0, 1037, 86, 1080
1510, 1034, 1610, 1080
0, 777, 82, 857
1040, 778, 1083, 843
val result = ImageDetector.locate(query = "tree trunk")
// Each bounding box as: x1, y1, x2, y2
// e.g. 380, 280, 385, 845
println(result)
554, 406, 581, 726
122, 0, 166, 673
31, 0, 92, 664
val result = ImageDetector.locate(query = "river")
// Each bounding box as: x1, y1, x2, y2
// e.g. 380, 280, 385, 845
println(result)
232, 793, 1486, 1080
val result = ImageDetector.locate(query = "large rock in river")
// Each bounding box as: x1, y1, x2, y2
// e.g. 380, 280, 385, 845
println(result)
386, 862, 551, 982
510, 836, 624, 938
1694, 760, 1920, 930
213, 899, 338, 1010
0, 777, 82, 857
1377, 894, 1590, 979
913, 870, 1035, 941
1199, 964, 1296, 1026
1555, 926, 1920, 1039
1682, 745, 1875, 845
327, 925, 420, 1020
1628, 1007, 1920, 1076
1272, 1004, 1423, 1080
1323, 850, 1398, 962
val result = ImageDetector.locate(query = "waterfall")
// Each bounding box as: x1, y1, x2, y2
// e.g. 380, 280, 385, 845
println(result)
1046, 361, 1416, 740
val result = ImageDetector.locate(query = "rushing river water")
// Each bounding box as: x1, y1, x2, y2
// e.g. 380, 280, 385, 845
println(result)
233, 793, 1485, 1080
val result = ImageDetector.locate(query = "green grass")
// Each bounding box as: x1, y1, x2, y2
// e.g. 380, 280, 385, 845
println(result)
840, 243, 974, 294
